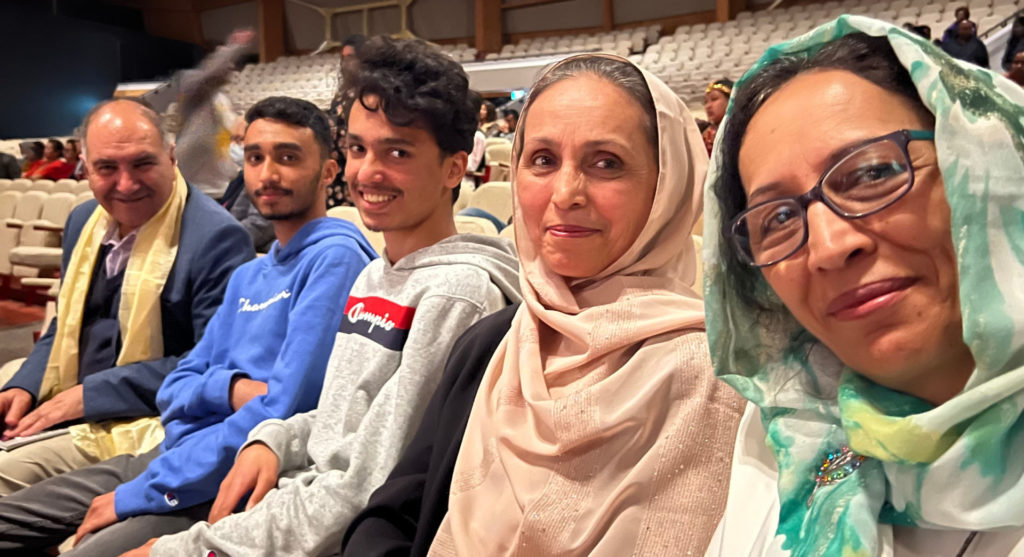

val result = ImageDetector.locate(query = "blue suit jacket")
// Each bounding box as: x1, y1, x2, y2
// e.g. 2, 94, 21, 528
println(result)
3, 185, 255, 421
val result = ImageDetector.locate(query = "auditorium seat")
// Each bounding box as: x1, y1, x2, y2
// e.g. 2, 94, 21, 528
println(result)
468, 181, 513, 224
0, 190, 47, 276
326, 205, 385, 256
9, 192, 77, 277
454, 214, 499, 236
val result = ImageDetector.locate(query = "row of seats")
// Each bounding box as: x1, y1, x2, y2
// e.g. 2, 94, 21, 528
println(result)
438, 43, 479, 63
224, 53, 340, 110
0, 189, 93, 281
483, 25, 661, 61
0, 179, 91, 195
635, 0, 1023, 105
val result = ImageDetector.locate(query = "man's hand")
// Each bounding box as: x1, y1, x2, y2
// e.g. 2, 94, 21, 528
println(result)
0, 388, 33, 439
228, 29, 255, 47
74, 491, 118, 546
229, 377, 267, 412
117, 538, 158, 557
208, 442, 279, 524
4, 385, 82, 439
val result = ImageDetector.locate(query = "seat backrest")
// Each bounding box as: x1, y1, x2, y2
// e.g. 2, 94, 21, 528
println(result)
467, 182, 513, 224
485, 143, 512, 167
326, 205, 386, 256
55, 178, 78, 189
73, 192, 94, 207
0, 191, 22, 220
454, 214, 499, 236
9, 179, 31, 192
13, 190, 47, 221
30, 179, 55, 192
72, 181, 92, 194
37, 192, 76, 226
0, 179, 11, 190
20, 192, 76, 248
484, 137, 510, 149
499, 221, 515, 241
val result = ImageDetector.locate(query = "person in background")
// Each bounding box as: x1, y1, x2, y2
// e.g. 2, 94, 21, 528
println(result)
497, 108, 518, 139
941, 20, 989, 67
65, 138, 86, 180
20, 141, 44, 176
325, 34, 367, 209
705, 19, 1024, 556
902, 21, 931, 40
0, 98, 254, 494
341, 34, 366, 60
703, 78, 732, 155
0, 95, 376, 557
24, 139, 74, 180
0, 151, 20, 179
479, 100, 502, 137
222, 114, 276, 252
1006, 50, 1024, 86
463, 91, 487, 191
1002, 16, 1024, 71
941, 5, 975, 42
175, 29, 254, 200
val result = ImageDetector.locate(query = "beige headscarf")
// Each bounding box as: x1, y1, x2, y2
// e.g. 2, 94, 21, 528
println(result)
430, 56, 743, 556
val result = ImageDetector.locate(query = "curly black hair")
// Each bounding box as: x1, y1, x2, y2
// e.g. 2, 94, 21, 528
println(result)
712, 33, 933, 313
340, 36, 476, 157
245, 96, 333, 160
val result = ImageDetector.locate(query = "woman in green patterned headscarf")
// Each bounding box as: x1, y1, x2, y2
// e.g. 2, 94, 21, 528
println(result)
703, 15, 1024, 557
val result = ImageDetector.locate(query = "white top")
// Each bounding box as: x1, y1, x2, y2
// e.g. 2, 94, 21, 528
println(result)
706, 403, 1024, 557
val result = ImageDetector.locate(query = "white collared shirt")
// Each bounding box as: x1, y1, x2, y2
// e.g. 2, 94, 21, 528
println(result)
101, 224, 139, 278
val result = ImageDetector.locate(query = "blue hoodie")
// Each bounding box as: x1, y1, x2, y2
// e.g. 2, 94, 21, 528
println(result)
114, 217, 376, 519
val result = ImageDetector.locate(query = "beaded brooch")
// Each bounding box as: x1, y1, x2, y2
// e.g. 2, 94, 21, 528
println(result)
807, 445, 866, 507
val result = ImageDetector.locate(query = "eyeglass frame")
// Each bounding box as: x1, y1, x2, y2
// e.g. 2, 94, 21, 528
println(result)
726, 128, 936, 268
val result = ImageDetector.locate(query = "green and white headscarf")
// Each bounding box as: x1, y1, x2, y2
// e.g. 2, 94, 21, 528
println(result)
703, 15, 1024, 557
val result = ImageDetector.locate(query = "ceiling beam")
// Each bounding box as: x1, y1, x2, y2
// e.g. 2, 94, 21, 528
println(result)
475, 0, 502, 54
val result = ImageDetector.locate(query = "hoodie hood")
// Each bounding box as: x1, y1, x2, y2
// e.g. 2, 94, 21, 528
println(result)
271, 217, 377, 265
391, 233, 522, 304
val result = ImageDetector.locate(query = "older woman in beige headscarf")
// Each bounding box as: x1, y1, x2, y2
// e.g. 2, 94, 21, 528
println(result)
341, 54, 743, 557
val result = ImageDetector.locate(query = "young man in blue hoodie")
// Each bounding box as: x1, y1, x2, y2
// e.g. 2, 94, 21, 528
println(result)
0, 96, 377, 556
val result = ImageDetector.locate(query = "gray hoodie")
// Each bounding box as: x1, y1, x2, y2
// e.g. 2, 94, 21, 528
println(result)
152, 233, 521, 557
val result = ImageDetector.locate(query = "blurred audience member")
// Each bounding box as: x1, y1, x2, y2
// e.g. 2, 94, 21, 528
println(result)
324, 35, 366, 209
1006, 51, 1024, 86
1002, 17, 1024, 71
464, 91, 487, 190
942, 20, 989, 67
20, 141, 44, 176
942, 6, 975, 42
702, 78, 732, 155
903, 22, 932, 40
220, 115, 275, 253
66, 138, 86, 180
497, 108, 518, 139
479, 100, 502, 137
341, 34, 366, 61
24, 139, 74, 180
0, 152, 20, 179
175, 29, 254, 199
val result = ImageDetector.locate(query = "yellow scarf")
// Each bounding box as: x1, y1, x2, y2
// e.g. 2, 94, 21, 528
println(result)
42, 171, 187, 460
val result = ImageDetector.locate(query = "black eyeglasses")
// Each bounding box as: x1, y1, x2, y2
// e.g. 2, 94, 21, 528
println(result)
727, 129, 936, 267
